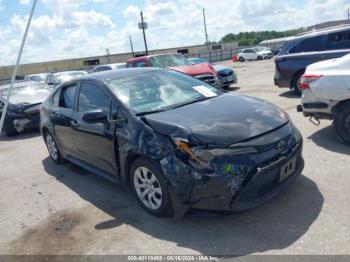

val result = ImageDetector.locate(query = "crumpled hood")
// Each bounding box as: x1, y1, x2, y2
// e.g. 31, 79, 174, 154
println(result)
144, 93, 289, 146
169, 63, 217, 76
8, 88, 51, 105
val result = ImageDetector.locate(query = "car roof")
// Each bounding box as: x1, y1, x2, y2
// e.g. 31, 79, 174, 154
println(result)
79, 67, 164, 82
127, 53, 181, 62
0, 80, 41, 89
293, 25, 350, 40
53, 70, 87, 76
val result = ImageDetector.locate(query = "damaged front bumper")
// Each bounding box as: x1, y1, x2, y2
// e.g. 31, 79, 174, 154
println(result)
160, 141, 304, 218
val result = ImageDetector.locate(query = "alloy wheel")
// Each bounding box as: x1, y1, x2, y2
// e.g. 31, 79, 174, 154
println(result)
133, 166, 163, 210
46, 134, 58, 161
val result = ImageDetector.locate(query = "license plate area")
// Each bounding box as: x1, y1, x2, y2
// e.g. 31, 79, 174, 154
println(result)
280, 156, 297, 182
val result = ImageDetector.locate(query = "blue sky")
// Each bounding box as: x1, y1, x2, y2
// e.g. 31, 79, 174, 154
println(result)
0, 0, 348, 65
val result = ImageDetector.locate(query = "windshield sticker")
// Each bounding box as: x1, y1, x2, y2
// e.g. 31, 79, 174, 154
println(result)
192, 85, 217, 97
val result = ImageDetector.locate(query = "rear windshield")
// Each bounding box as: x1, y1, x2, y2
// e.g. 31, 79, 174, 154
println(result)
149, 54, 191, 68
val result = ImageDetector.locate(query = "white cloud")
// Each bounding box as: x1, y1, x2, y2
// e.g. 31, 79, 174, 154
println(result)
19, 0, 31, 5
0, 0, 348, 66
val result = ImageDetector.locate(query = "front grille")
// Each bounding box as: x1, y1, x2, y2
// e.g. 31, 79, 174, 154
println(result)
195, 74, 217, 86
218, 70, 233, 77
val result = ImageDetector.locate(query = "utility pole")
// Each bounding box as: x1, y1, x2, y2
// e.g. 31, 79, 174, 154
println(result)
203, 8, 209, 50
0, 0, 37, 135
129, 36, 135, 58
139, 11, 148, 55
105, 48, 111, 63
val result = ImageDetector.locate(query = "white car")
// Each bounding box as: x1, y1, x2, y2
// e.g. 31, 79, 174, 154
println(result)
237, 47, 273, 62
298, 53, 350, 144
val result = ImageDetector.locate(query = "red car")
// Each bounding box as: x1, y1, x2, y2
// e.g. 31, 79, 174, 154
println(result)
126, 53, 221, 88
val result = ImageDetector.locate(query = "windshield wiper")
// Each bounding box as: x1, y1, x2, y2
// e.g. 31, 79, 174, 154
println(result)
170, 96, 216, 110
136, 109, 169, 116
136, 96, 217, 116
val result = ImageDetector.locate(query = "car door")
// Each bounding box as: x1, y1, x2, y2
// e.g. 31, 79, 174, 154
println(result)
73, 80, 118, 175
246, 49, 257, 60
50, 82, 79, 156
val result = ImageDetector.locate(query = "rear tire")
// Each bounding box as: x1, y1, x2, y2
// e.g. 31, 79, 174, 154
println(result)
292, 71, 304, 96
333, 103, 350, 145
130, 157, 172, 217
239, 57, 245, 62
45, 131, 65, 164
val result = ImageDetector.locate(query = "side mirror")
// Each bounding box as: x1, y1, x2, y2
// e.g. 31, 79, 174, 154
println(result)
82, 109, 108, 125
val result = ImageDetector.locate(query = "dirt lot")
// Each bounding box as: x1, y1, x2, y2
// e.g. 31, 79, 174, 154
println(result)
0, 60, 349, 255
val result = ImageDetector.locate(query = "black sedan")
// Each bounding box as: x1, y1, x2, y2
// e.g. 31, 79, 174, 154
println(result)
40, 68, 304, 217
0, 81, 51, 136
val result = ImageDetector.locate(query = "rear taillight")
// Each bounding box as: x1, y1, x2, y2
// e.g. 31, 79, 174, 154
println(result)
300, 74, 323, 90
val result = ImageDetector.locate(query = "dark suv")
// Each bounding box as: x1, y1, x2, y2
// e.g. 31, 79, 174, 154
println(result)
274, 25, 350, 94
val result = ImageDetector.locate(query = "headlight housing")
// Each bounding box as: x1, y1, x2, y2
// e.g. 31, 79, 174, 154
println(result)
173, 138, 257, 166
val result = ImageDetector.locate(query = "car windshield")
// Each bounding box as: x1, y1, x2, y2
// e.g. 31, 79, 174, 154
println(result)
1, 82, 48, 97
55, 72, 87, 84
29, 74, 48, 82
189, 58, 206, 64
149, 54, 191, 68
105, 70, 222, 115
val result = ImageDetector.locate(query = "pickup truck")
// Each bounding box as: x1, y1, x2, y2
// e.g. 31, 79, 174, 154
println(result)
126, 53, 221, 88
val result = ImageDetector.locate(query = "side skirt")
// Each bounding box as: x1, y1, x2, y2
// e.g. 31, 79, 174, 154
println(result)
66, 155, 121, 185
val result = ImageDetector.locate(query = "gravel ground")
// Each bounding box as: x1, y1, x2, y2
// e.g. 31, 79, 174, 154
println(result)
0, 59, 349, 256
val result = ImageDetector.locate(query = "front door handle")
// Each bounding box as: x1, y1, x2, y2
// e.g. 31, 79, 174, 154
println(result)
71, 120, 80, 128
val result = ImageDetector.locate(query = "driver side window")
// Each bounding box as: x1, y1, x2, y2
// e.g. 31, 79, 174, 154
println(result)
78, 82, 111, 117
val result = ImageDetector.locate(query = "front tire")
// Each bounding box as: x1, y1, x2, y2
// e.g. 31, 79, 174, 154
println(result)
239, 57, 245, 62
333, 103, 350, 145
45, 131, 64, 164
130, 157, 172, 217
257, 56, 263, 60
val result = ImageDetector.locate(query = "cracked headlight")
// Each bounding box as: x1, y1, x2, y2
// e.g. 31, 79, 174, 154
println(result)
173, 138, 257, 165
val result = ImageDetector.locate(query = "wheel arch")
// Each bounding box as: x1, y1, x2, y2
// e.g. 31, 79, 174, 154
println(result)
332, 99, 350, 115
292, 69, 305, 88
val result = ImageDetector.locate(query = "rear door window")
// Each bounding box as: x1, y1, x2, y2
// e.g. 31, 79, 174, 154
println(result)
59, 83, 78, 110
327, 30, 350, 50
289, 35, 326, 53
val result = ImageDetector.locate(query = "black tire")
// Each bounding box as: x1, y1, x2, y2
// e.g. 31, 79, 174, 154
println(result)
239, 57, 245, 62
292, 71, 304, 96
4, 117, 18, 137
44, 131, 65, 164
333, 102, 350, 145
130, 157, 172, 217
257, 56, 263, 60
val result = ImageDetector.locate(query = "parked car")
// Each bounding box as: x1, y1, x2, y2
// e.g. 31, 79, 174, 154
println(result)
237, 47, 273, 62
297, 53, 350, 144
187, 58, 237, 88
126, 53, 221, 88
41, 68, 304, 217
91, 63, 126, 73
274, 25, 350, 94
0, 81, 51, 136
45, 71, 88, 88
25, 73, 50, 83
